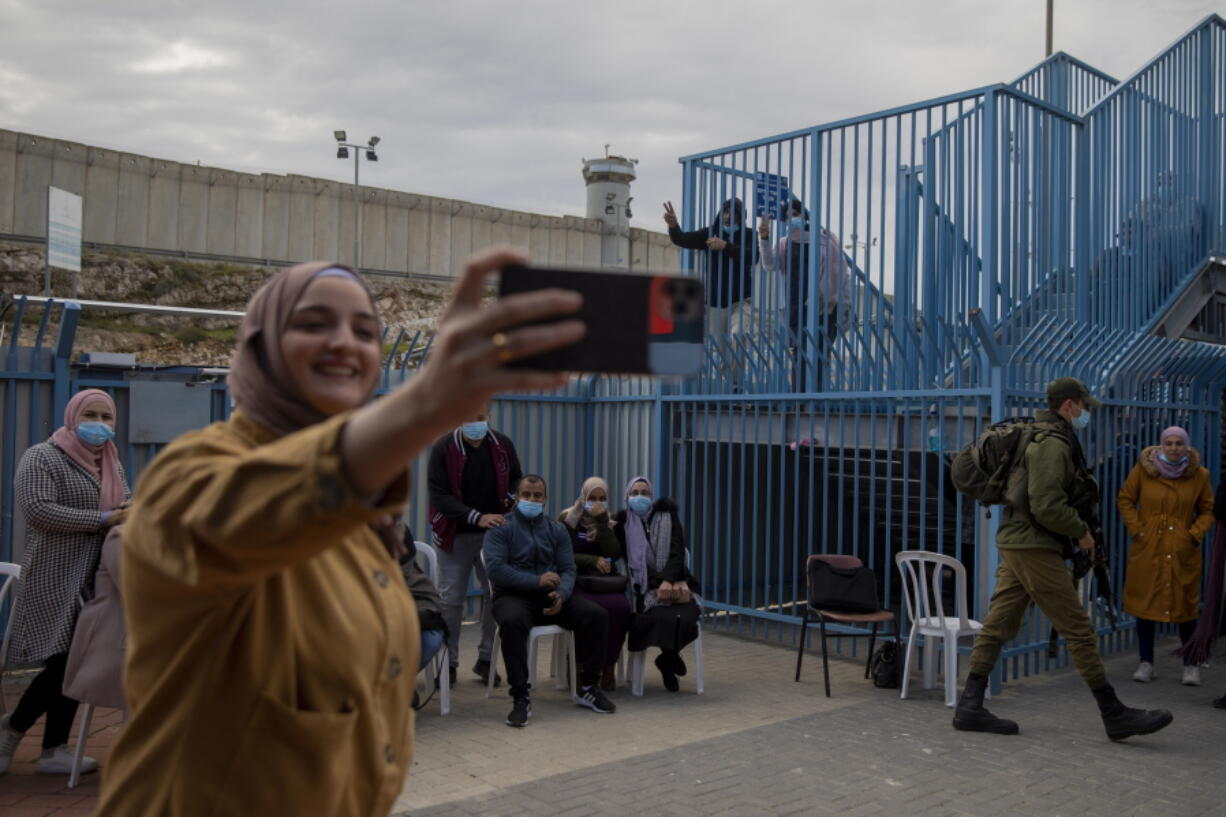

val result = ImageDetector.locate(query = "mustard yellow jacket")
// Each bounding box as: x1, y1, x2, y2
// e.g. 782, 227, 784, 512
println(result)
1118, 446, 1214, 623
96, 410, 419, 817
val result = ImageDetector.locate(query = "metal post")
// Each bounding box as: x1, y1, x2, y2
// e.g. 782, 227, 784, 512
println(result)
353, 151, 361, 270
982, 88, 999, 328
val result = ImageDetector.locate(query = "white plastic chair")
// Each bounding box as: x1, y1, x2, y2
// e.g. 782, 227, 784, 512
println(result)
479, 552, 578, 702
0, 562, 21, 716
628, 617, 704, 696
627, 550, 704, 696
413, 541, 450, 715
895, 550, 984, 707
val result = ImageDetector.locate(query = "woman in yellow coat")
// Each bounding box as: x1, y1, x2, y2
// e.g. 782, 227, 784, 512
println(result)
1118, 425, 1214, 687
95, 249, 583, 817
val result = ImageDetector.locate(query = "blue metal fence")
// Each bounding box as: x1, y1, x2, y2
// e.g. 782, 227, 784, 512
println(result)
2, 14, 1225, 686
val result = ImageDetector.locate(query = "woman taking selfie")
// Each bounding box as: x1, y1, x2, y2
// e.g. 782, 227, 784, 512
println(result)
95, 248, 583, 817
1117, 425, 1214, 685
0, 390, 129, 776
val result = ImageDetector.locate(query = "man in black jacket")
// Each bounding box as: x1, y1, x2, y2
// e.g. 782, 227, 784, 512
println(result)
663, 198, 756, 387
427, 407, 522, 686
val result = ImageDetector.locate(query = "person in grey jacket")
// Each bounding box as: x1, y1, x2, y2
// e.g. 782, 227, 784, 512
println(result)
485, 474, 613, 727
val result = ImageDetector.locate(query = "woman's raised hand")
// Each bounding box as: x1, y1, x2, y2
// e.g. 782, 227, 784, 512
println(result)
341, 247, 585, 498
405, 246, 585, 438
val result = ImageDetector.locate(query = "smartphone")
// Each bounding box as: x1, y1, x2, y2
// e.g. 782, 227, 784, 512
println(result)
498, 264, 705, 376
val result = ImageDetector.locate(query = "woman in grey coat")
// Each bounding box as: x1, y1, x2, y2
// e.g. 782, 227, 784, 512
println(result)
0, 389, 129, 776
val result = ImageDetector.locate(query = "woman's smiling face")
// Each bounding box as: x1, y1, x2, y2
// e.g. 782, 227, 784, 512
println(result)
279, 275, 381, 416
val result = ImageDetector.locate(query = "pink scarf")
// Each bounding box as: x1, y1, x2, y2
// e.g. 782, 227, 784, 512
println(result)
1151, 426, 1191, 479
49, 389, 126, 511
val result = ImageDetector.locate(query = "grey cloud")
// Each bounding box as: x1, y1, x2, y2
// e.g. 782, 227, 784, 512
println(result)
1, 0, 1221, 233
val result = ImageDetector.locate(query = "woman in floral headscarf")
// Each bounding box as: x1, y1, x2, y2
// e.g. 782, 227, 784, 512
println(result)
1118, 425, 1214, 686
559, 476, 629, 689
613, 476, 701, 692
1, 389, 129, 777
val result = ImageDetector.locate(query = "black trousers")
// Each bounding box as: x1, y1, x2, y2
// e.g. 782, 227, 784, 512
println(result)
492, 590, 608, 698
10, 653, 79, 749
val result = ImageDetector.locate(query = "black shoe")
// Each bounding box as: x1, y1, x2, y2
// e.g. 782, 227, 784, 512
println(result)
655, 653, 679, 692
952, 673, 1019, 735
671, 652, 688, 678
577, 685, 616, 713
506, 696, 531, 727
473, 659, 501, 688
1092, 684, 1173, 741
1214, 694, 1226, 709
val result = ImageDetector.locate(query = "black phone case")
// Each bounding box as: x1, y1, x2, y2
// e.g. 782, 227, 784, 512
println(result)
498, 265, 704, 375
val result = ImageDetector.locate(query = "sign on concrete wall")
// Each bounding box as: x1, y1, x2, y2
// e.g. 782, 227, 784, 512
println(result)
47, 186, 82, 272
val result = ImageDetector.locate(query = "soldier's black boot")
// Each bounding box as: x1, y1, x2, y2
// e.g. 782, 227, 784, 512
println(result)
1092, 683, 1173, 741
952, 672, 1019, 734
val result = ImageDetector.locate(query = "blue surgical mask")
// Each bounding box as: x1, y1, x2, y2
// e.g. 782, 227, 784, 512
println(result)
1071, 410, 1091, 430
1159, 452, 1189, 464
461, 421, 488, 441
627, 495, 652, 515
517, 500, 543, 519
76, 421, 115, 447
788, 216, 806, 232
583, 502, 595, 513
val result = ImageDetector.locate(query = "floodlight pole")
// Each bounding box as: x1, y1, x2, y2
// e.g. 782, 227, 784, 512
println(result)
1045, 0, 1054, 57
334, 136, 379, 269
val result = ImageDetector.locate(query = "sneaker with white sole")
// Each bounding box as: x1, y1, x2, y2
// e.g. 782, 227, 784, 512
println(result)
0, 714, 25, 775
37, 745, 97, 775
1132, 661, 1156, 683
505, 696, 531, 728
1182, 665, 1201, 686
576, 684, 616, 714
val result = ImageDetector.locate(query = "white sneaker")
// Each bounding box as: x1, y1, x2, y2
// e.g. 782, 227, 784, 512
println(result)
1182, 665, 1202, 686
36, 745, 97, 775
1132, 661, 1156, 683
0, 714, 25, 775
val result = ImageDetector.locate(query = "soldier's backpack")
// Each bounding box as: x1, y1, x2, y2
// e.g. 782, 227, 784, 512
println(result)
950, 417, 1045, 507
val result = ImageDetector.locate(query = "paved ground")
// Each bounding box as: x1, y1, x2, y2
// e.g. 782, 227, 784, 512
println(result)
398, 626, 1226, 817
2, 624, 1224, 816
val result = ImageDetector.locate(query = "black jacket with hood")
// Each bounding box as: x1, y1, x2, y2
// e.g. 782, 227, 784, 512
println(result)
667, 198, 756, 308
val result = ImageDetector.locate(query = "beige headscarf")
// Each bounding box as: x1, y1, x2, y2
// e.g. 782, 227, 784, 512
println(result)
228, 262, 375, 436
562, 476, 613, 538
227, 262, 404, 557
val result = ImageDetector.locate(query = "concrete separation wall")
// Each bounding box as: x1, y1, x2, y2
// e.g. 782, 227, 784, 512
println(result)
0, 128, 679, 278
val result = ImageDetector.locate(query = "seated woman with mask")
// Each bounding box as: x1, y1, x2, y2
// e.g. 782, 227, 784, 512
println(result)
613, 476, 701, 692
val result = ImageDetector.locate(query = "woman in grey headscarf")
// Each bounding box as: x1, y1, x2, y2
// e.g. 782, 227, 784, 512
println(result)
613, 476, 700, 692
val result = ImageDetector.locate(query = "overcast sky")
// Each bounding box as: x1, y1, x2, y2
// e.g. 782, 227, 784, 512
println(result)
0, 0, 1219, 230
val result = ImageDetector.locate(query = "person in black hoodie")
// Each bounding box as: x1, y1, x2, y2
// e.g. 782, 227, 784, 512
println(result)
663, 198, 756, 387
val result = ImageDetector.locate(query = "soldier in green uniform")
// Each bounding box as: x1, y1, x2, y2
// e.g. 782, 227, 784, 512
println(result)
953, 377, 1174, 741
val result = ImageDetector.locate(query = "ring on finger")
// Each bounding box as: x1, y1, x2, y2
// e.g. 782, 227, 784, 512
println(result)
491, 331, 513, 364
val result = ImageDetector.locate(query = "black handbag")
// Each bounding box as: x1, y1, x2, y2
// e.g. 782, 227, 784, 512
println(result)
869, 641, 901, 689
807, 560, 880, 613
576, 573, 629, 594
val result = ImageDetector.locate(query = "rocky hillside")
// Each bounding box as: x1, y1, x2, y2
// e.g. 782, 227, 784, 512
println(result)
0, 242, 452, 367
